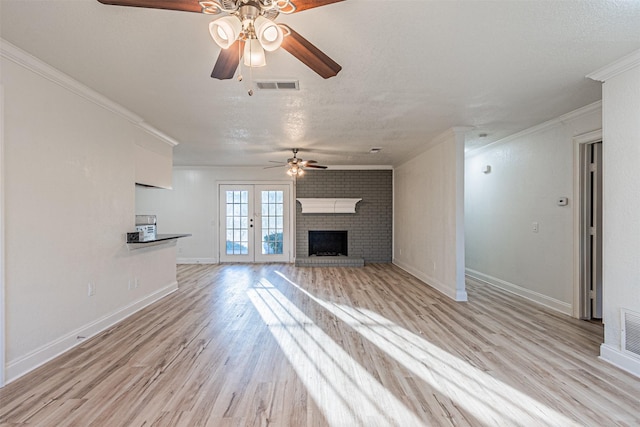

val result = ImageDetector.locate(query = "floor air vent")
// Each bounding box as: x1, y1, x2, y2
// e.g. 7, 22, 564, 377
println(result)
622, 309, 640, 358
256, 80, 299, 90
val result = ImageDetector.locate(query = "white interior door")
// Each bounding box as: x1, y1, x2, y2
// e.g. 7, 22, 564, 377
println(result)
219, 184, 291, 263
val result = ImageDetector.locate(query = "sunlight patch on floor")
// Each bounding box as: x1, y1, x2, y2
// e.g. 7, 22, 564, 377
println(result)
248, 278, 425, 426
277, 272, 582, 426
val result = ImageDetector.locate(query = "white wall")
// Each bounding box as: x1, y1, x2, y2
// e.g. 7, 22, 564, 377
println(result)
393, 129, 467, 301
464, 104, 602, 315
136, 166, 292, 264
589, 52, 640, 377
1, 43, 178, 383
134, 140, 174, 189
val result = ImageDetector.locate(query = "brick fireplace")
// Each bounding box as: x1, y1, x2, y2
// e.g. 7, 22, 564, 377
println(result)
294, 170, 392, 266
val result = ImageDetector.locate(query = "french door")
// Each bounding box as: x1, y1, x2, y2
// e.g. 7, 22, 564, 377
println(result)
219, 184, 291, 263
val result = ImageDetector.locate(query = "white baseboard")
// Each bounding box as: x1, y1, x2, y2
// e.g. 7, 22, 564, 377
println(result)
177, 258, 217, 264
466, 268, 572, 315
393, 259, 467, 301
600, 343, 640, 378
6, 281, 178, 384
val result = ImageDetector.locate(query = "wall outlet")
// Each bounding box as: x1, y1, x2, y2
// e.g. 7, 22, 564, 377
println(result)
87, 283, 95, 296
134, 278, 139, 288
532, 222, 539, 233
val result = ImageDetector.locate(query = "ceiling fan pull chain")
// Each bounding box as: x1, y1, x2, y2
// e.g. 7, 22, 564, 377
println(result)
248, 38, 254, 96
237, 40, 243, 82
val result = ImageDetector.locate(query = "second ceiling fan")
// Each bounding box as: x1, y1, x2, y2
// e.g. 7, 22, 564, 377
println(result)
97, 0, 344, 80
267, 149, 328, 176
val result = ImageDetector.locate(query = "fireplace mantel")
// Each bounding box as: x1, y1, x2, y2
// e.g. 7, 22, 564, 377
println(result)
297, 198, 362, 214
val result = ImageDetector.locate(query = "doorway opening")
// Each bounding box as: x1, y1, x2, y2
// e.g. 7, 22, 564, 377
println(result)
578, 140, 603, 320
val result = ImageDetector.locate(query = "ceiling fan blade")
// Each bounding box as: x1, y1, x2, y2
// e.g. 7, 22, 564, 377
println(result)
290, 0, 345, 13
97, 0, 203, 13
264, 165, 285, 169
305, 164, 328, 169
211, 40, 244, 80
280, 25, 342, 79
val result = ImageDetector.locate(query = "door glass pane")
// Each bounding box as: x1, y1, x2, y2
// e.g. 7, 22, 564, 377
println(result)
261, 190, 284, 255
225, 190, 249, 255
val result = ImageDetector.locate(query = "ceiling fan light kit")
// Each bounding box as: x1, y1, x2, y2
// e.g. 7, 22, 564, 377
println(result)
286, 149, 327, 176
265, 149, 328, 176
208, 2, 283, 58
287, 166, 304, 177
209, 17, 242, 48
243, 38, 266, 67
97, 0, 344, 90
254, 15, 284, 51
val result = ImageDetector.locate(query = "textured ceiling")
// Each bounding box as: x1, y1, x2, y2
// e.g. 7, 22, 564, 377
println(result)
2, 0, 640, 167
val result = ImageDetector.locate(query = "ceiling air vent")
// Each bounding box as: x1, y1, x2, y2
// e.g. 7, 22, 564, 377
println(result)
256, 80, 299, 90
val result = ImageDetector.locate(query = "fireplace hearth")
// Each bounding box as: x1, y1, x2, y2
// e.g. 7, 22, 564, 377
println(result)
309, 230, 347, 257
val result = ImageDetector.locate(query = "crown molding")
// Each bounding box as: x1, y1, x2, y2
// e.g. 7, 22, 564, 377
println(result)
573, 129, 602, 145
323, 165, 393, 170
587, 49, 640, 82
137, 123, 179, 147
0, 39, 179, 147
465, 100, 602, 157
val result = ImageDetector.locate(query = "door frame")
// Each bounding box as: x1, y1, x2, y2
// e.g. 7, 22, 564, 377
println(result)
573, 129, 603, 319
1, 84, 5, 387
217, 181, 295, 263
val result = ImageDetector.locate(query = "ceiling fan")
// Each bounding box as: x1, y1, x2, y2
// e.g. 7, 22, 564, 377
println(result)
267, 148, 327, 176
96, 0, 344, 81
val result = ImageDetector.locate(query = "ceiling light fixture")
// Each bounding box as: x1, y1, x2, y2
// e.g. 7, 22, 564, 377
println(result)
209, 16, 242, 49
266, 149, 327, 176
287, 165, 304, 177
207, 1, 287, 94
206, 0, 286, 96
243, 39, 266, 67
254, 15, 284, 51
98, 0, 343, 84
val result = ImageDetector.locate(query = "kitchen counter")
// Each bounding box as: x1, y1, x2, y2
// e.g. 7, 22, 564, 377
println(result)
126, 233, 191, 250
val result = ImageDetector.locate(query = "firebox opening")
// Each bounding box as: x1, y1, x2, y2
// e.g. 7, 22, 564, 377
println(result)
309, 230, 348, 257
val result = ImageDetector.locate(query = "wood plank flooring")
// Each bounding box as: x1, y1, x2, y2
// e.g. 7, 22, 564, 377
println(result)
1, 263, 639, 426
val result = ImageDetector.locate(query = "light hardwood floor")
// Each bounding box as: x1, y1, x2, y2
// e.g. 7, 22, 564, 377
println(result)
1, 263, 639, 426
